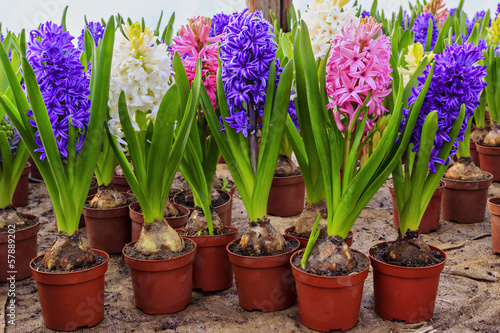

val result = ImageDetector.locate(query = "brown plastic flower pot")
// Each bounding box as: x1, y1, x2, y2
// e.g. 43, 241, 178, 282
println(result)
291, 250, 370, 332
29, 156, 43, 181
441, 173, 493, 223
213, 191, 233, 226
227, 235, 300, 312
0, 216, 39, 282
112, 174, 131, 193
12, 163, 30, 207
30, 249, 109, 331
77, 181, 98, 229
389, 182, 444, 233
82, 194, 132, 254
477, 143, 500, 181
267, 174, 305, 217
487, 197, 500, 254
470, 140, 481, 167
369, 243, 447, 323
129, 201, 190, 242
123, 239, 197, 314
284, 226, 353, 249
179, 226, 238, 291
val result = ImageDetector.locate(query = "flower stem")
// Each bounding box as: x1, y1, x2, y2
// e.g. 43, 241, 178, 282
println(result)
248, 102, 258, 176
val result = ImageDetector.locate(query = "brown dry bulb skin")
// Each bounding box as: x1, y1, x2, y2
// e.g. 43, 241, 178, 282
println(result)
275, 154, 300, 177
470, 127, 488, 142
164, 201, 179, 217
0, 205, 28, 231
134, 218, 185, 255
304, 235, 357, 275
293, 200, 328, 235
43, 231, 95, 271
444, 157, 485, 181
184, 207, 224, 236
482, 120, 500, 147
384, 230, 434, 266
89, 185, 129, 209
239, 218, 286, 255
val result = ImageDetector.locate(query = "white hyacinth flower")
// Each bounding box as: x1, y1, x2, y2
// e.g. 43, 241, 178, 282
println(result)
303, 0, 359, 60
108, 22, 173, 149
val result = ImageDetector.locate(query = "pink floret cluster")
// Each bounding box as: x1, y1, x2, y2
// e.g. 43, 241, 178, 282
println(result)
326, 17, 392, 132
171, 16, 221, 107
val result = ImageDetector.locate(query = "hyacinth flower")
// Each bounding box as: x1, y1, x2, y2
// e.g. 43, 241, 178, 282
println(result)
107, 22, 200, 255
302, 0, 359, 60
171, 16, 225, 236
412, 13, 438, 51
424, 0, 448, 26
295, 17, 431, 275
0, 19, 115, 270
200, 9, 293, 255
389, 43, 486, 265
209, 12, 233, 38
399, 43, 435, 86
77, 21, 104, 51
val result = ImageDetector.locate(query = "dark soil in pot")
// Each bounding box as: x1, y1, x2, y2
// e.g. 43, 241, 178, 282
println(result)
371, 241, 445, 267
292, 249, 368, 275
285, 226, 353, 249
124, 240, 195, 260
174, 190, 232, 226
228, 237, 298, 256
31, 252, 107, 273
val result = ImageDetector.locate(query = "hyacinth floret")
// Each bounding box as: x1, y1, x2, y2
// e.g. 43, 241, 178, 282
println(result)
326, 17, 392, 133
171, 16, 221, 107
220, 9, 277, 136
108, 22, 173, 149
402, 11, 411, 31
302, 0, 359, 60
401, 43, 487, 172
209, 12, 233, 38
412, 13, 439, 51
424, 0, 448, 26
77, 21, 105, 51
361, 11, 370, 18
26, 22, 91, 160
497, 4, 500, 19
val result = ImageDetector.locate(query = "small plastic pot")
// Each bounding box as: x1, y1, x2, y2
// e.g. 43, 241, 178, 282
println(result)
82, 193, 133, 254
12, 163, 31, 207
213, 191, 233, 226
123, 239, 197, 314
0, 216, 39, 281
179, 226, 238, 291
284, 226, 353, 249
441, 173, 493, 223
129, 201, 190, 242
112, 174, 131, 193
369, 243, 447, 323
470, 140, 480, 167
487, 197, 500, 254
227, 235, 300, 312
477, 143, 500, 181
267, 174, 305, 217
389, 182, 444, 233
29, 156, 43, 181
291, 249, 370, 332
30, 249, 109, 331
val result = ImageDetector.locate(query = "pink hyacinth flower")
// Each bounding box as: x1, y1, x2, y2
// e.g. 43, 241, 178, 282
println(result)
326, 17, 392, 133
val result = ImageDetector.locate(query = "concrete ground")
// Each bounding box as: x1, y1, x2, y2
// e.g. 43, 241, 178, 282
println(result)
1, 164, 499, 332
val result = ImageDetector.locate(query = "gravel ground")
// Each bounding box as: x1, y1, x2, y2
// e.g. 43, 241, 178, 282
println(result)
1, 164, 499, 333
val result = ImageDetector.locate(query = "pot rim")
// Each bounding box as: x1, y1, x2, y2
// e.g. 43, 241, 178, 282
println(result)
226, 235, 300, 261
289, 248, 370, 285
30, 249, 109, 277
82, 193, 134, 216
271, 173, 305, 186
368, 242, 447, 275
122, 238, 197, 264
443, 172, 493, 183
487, 196, 500, 208
0, 216, 40, 242
174, 189, 231, 210
177, 226, 238, 239
129, 201, 190, 219
284, 226, 353, 240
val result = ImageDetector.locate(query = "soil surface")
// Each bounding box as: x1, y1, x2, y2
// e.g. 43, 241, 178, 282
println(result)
1, 165, 500, 332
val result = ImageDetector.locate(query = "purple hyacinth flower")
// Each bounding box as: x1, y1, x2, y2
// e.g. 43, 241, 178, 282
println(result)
220, 9, 278, 137
400, 43, 487, 172
402, 11, 411, 31
26, 22, 91, 160
361, 11, 370, 18
77, 21, 105, 51
412, 13, 438, 51
209, 12, 234, 37
496, 4, 500, 18
449, 8, 457, 17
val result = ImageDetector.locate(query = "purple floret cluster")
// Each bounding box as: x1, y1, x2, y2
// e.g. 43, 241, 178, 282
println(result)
401, 43, 487, 172
77, 21, 105, 51
411, 13, 439, 50
26, 22, 91, 160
